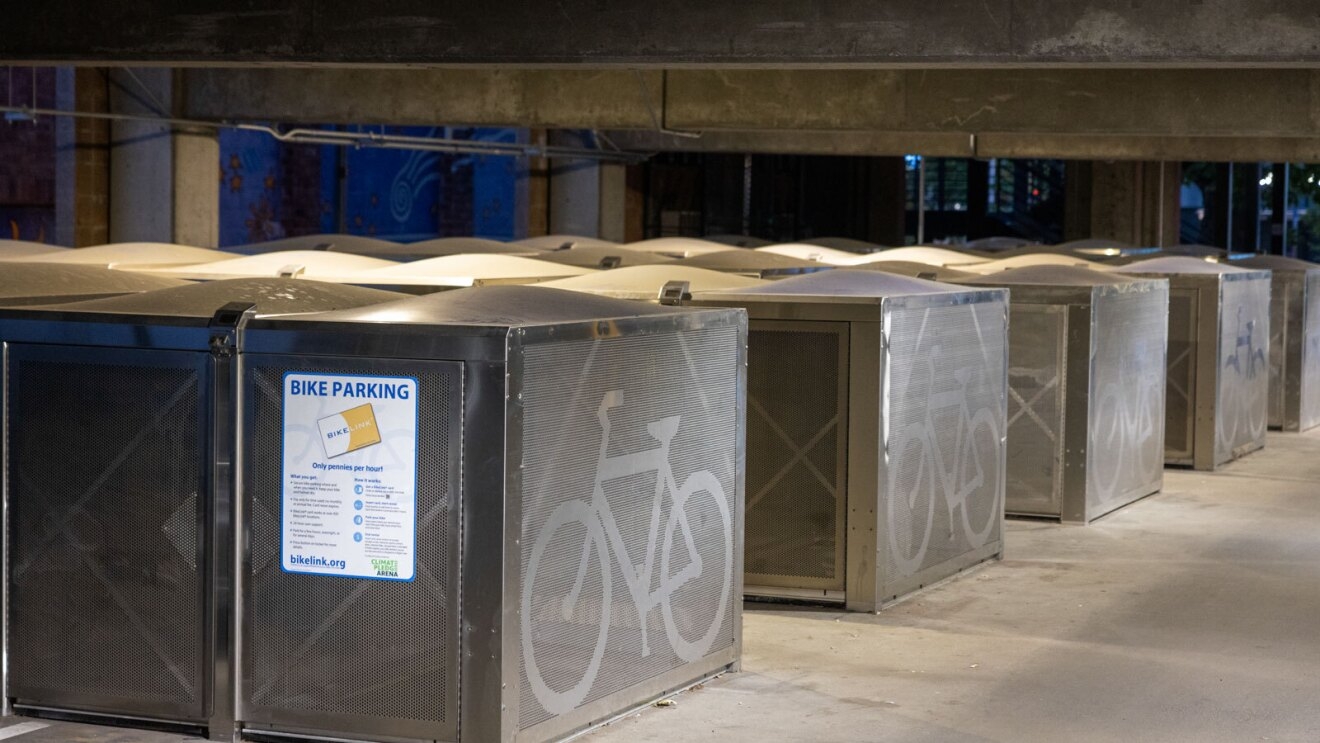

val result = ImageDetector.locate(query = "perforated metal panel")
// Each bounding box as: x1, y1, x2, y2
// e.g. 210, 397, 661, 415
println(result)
6, 346, 207, 721
516, 326, 740, 731
1163, 288, 1199, 461
1215, 277, 1270, 465
1000, 305, 1066, 517
242, 357, 461, 741
883, 299, 1006, 581
743, 322, 846, 591
1266, 274, 1290, 429
1087, 284, 1169, 515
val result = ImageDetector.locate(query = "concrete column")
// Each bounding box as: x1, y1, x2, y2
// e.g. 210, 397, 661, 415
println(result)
54, 68, 110, 247
866, 156, 907, 246
547, 130, 626, 240
1070, 160, 1180, 247
108, 68, 218, 247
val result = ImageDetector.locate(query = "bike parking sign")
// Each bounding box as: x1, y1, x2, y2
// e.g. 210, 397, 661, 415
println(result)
281, 372, 419, 581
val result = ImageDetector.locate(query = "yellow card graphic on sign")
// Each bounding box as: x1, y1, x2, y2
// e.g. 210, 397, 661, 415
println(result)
318, 403, 382, 458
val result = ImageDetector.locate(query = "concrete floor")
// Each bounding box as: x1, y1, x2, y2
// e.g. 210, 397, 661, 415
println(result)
4, 430, 1319, 743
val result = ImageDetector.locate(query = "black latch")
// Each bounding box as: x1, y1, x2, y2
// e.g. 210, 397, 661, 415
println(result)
209, 301, 257, 357
598, 256, 622, 269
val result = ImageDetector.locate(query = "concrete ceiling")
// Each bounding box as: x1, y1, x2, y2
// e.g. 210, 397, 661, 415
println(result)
5, 0, 1320, 66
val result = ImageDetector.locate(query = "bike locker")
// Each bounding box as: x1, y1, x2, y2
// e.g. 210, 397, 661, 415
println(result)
0, 278, 401, 740
235, 285, 747, 743
1230, 255, 1320, 434
1113, 257, 1272, 471
684, 269, 1009, 613
955, 265, 1170, 524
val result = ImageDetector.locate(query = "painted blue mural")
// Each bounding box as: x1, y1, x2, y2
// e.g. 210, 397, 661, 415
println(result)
219, 125, 524, 247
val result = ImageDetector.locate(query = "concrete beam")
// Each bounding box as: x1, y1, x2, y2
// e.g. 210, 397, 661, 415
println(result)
7, 1, 1320, 66
183, 68, 1320, 161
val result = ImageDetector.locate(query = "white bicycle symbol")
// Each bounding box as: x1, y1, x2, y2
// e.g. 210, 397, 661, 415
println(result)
888, 348, 1002, 578
521, 391, 733, 716
1218, 306, 1268, 452
1093, 346, 1165, 504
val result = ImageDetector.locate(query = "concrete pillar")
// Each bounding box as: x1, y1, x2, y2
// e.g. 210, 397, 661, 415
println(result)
1068, 160, 1180, 247
866, 156, 907, 246
108, 68, 218, 247
547, 130, 626, 240
54, 68, 110, 247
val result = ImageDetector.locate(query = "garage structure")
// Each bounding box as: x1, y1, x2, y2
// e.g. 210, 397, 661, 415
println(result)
5, 3, 1320, 742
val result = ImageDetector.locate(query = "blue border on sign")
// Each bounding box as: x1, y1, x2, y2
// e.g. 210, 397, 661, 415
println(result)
279, 370, 421, 582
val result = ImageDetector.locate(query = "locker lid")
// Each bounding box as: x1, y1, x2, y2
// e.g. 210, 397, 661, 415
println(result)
0, 263, 190, 305
0, 242, 232, 267
1115, 256, 1265, 275
0, 239, 67, 259
675, 249, 829, 272
138, 250, 399, 280
41, 277, 405, 317
290, 284, 686, 327
1230, 255, 1320, 273
847, 260, 980, 282
960, 265, 1136, 286
536, 245, 676, 269
229, 233, 402, 255
541, 265, 766, 298
705, 268, 961, 298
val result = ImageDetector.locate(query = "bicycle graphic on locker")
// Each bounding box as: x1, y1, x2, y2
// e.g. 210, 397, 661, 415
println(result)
1217, 305, 1268, 453
1092, 347, 1165, 506
888, 347, 1003, 578
521, 391, 733, 716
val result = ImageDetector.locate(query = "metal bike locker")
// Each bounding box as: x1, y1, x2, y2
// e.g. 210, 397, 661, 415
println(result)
685, 270, 1008, 612
1231, 255, 1320, 432
955, 266, 1170, 523
848, 261, 981, 283
0, 263, 188, 306
0, 278, 402, 739
673, 250, 834, 278
140, 251, 400, 281
0, 242, 233, 268
1113, 257, 1272, 470
236, 285, 746, 743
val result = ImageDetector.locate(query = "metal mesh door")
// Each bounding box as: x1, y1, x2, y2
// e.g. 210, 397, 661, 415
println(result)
1215, 277, 1270, 464
883, 299, 1007, 582
6, 345, 207, 721
1000, 305, 1066, 517
516, 325, 740, 731
242, 357, 461, 741
1087, 285, 1169, 515
743, 322, 847, 592
1163, 288, 1199, 462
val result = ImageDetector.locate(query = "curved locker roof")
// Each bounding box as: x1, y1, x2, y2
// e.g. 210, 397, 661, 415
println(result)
540, 265, 766, 298
535, 246, 676, 269
799, 236, 886, 253
859, 246, 988, 266
623, 237, 731, 257
0, 263, 191, 305
140, 250, 399, 280
292, 285, 685, 327
966, 236, 1032, 251
846, 260, 981, 282
960, 265, 1145, 287
231, 233, 402, 254
512, 234, 617, 250
0, 239, 67, 259
704, 234, 772, 248
0, 242, 233, 267
44, 278, 404, 317
1056, 238, 1134, 251
963, 253, 1100, 274
392, 237, 534, 256
756, 243, 864, 264
1114, 256, 1264, 275
703, 268, 962, 298
674, 249, 831, 272
1231, 255, 1320, 272
353, 254, 595, 286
